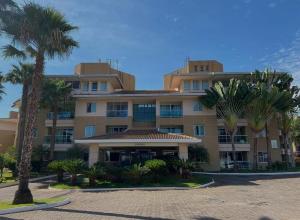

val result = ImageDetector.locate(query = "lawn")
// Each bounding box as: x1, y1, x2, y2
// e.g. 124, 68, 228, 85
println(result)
0, 197, 66, 211
51, 174, 211, 189
0, 170, 50, 185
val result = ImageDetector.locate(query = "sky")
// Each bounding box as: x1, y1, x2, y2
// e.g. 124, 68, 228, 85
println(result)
1, 0, 300, 117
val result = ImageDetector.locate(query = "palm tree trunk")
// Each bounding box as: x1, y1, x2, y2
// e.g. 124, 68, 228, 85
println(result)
253, 136, 258, 170
231, 134, 237, 171
283, 133, 290, 169
265, 123, 272, 167
49, 108, 57, 161
13, 53, 44, 204
16, 82, 29, 167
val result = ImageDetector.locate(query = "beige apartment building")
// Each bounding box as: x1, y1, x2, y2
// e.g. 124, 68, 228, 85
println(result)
33, 60, 283, 171
0, 111, 18, 153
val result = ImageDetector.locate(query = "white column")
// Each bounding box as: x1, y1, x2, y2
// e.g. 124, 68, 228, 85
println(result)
88, 145, 99, 167
178, 144, 188, 160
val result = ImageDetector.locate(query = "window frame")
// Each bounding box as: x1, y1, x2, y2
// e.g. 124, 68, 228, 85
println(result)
91, 82, 98, 91
193, 124, 205, 137
193, 101, 203, 112
84, 125, 96, 138
258, 152, 268, 163
86, 102, 96, 113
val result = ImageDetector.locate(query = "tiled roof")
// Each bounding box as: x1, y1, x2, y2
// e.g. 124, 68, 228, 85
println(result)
80, 129, 199, 141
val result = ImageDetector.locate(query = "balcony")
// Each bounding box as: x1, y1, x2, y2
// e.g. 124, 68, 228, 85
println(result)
44, 135, 73, 144
218, 135, 248, 144
160, 110, 182, 118
107, 110, 128, 118
47, 112, 74, 120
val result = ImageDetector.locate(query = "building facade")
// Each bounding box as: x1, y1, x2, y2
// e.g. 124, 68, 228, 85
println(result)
33, 60, 283, 171
0, 111, 18, 153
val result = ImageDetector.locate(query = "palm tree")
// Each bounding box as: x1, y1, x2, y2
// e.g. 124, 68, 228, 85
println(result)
40, 79, 72, 161
0, 75, 5, 100
0, 2, 78, 204
5, 63, 34, 166
201, 79, 253, 171
246, 84, 292, 170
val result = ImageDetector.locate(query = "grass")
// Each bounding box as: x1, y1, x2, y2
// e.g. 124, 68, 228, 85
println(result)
0, 170, 50, 185
0, 197, 66, 211
51, 174, 211, 189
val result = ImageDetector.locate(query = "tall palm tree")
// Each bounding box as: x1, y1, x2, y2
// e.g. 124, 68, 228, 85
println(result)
246, 84, 292, 170
0, 74, 5, 100
5, 63, 34, 166
201, 79, 253, 171
0, 2, 78, 204
40, 79, 72, 161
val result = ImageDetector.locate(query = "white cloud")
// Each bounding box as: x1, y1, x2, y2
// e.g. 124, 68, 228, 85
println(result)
260, 30, 300, 83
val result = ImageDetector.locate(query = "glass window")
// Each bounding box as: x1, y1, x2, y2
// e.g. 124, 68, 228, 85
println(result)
202, 81, 209, 90
194, 65, 198, 72
82, 82, 89, 91
91, 82, 98, 91
183, 80, 191, 91
192, 80, 201, 90
258, 152, 268, 163
106, 126, 127, 134
194, 125, 205, 136
160, 126, 183, 134
193, 101, 203, 111
105, 151, 120, 162
107, 102, 128, 117
85, 125, 96, 137
206, 65, 209, 71
160, 104, 182, 118
99, 82, 107, 91
86, 103, 96, 113
200, 65, 204, 71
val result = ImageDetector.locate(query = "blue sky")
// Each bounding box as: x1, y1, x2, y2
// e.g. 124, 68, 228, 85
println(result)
1, 0, 300, 117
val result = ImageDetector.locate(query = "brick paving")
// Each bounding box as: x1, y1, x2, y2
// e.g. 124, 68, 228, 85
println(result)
1, 175, 300, 220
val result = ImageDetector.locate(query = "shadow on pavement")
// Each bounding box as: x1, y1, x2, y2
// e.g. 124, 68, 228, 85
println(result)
206, 174, 300, 187
46, 207, 174, 220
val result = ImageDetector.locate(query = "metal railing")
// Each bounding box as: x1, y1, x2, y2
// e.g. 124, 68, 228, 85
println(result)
44, 135, 73, 144
220, 161, 250, 169
107, 110, 128, 117
47, 112, 74, 120
218, 135, 248, 144
160, 110, 183, 118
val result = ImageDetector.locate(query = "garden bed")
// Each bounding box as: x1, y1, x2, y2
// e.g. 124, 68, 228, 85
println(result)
50, 174, 211, 189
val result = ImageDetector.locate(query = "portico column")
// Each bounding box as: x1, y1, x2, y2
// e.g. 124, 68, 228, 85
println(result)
179, 143, 188, 160
88, 144, 99, 167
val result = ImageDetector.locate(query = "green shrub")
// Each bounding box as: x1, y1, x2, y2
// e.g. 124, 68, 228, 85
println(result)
103, 164, 125, 183
48, 160, 66, 183
63, 159, 86, 185
124, 163, 150, 184
145, 159, 167, 182
178, 160, 194, 179
270, 161, 288, 171
163, 158, 181, 174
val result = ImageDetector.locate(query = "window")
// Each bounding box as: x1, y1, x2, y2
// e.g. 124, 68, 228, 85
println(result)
45, 127, 73, 144
107, 102, 128, 117
85, 125, 96, 137
202, 81, 209, 90
194, 65, 198, 72
206, 65, 209, 71
193, 101, 203, 111
160, 103, 182, 118
82, 82, 89, 91
183, 80, 191, 91
192, 80, 201, 90
200, 65, 204, 71
87, 103, 96, 113
91, 82, 98, 91
65, 81, 80, 89
99, 82, 107, 91
105, 151, 120, 162
194, 125, 205, 136
107, 126, 127, 134
160, 126, 183, 134
258, 152, 268, 163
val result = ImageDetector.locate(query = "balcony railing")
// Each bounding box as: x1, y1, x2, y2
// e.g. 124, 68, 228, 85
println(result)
160, 110, 183, 118
107, 110, 128, 117
44, 135, 73, 144
218, 135, 248, 144
47, 112, 74, 120
220, 161, 250, 169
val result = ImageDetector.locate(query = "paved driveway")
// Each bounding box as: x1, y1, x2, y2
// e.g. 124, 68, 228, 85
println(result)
2, 175, 300, 220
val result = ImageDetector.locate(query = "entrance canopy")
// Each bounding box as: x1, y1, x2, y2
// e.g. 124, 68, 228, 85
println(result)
75, 129, 201, 146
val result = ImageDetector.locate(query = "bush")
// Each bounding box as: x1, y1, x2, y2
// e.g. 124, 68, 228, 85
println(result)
63, 159, 86, 185
103, 164, 125, 183
48, 160, 66, 182
269, 161, 288, 171
145, 159, 167, 182
178, 160, 194, 179
124, 163, 150, 184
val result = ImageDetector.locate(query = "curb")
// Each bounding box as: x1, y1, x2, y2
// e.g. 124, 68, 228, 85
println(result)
0, 175, 56, 189
192, 171, 300, 176
0, 198, 70, 215
48, 179, 215, 192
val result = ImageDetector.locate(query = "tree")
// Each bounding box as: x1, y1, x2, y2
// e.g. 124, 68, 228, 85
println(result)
5, 63, 34, 166
48, 160, 65, 183
0, 74, 5, 100
63, 159, 86, 185
0, 1, 78, 204
40, 79, 72, 161
201, 79, 253, 171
